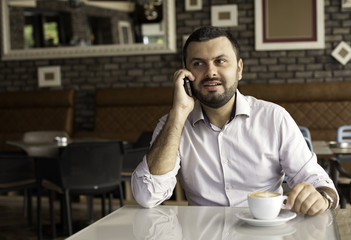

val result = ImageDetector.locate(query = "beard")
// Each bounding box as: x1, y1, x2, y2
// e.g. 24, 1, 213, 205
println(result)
192, 77, 238, 109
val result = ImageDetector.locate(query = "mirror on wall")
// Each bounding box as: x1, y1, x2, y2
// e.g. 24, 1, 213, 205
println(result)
1, 0, 176, 60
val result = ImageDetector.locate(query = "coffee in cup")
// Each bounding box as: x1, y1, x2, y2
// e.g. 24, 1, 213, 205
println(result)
248, 191, 288, 220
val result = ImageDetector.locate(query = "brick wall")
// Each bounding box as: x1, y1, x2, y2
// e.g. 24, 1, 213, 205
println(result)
1, 0, 351, 133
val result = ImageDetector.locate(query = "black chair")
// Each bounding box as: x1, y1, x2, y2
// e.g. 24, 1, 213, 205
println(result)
133, 131, 153, 148
123, 147, 148, 174
0, 155, 37, 227
36, 140, 125, 237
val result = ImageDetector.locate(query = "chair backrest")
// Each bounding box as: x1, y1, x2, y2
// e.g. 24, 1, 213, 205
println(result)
337, 125, 351, 142
23, 131, 69, 144
304, 137, 313, 151
0, 155, 35, 188
299, 126, 313, 151
299, 126, 311, 141
123, 147, 148, 173
60, 141, 124, 192
133, 131, 153, 148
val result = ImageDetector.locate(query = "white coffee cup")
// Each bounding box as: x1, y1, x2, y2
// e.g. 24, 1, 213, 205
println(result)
248, 192, 288, 220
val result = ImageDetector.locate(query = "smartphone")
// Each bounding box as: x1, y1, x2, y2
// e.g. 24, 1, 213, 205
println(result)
184, 77, 193, 97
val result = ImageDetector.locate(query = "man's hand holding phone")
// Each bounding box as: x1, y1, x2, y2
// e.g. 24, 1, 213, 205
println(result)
184, 77, 193, 97
172, 69, 195, 118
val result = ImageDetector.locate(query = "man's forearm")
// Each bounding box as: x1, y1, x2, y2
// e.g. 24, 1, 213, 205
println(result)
147, 110, 187, 175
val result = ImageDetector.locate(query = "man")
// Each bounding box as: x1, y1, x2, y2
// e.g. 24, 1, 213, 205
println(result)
131, 26, 338, 215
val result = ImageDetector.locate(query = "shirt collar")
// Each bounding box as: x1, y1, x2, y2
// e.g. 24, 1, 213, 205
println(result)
235, 89, 251, 118
190, 89, 250, 127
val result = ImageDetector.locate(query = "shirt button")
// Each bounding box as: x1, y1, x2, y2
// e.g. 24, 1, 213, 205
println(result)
223, 159, 228, 164
226, 184, 232, 190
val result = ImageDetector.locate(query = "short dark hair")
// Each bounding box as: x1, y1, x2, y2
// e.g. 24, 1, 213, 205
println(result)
183, 26, 241, 68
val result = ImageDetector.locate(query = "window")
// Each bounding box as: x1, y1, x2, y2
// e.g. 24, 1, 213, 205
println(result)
23, 10, 72, 48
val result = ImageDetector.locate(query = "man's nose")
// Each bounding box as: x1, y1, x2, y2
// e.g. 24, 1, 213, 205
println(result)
206, 63, 217, 78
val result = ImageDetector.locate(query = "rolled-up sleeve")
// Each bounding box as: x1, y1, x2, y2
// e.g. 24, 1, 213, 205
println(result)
278, 109, 339, 206
131, 114, 181, 208
131, 155, 180, 208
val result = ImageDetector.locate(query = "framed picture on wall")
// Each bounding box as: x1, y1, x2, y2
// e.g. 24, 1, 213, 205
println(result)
331, 41, 351, 65
211, 4, 238, 27
38, 66, 61, 87
185, 0, 202, 11
118, 21, 133, 44
255, 0, 324, 51
342, 0, 351, 8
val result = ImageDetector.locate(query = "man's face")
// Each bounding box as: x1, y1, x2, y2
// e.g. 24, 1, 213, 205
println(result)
185, 36, 243, 109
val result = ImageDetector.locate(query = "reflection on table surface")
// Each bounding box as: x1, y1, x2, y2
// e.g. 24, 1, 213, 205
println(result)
66, 205, 339, 240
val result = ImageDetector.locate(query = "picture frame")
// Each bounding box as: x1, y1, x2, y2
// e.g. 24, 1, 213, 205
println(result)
185, 0, 202, 11
211, 4, 238, 27
255, 0, 324, 51
342, 0, 351, 8
38, 66, 61, 87
118, 21, 133, 44
331, 41, 351, 65
141, 22, 164, 44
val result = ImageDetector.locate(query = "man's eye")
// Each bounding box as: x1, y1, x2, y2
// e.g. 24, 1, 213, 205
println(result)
216, 59, 225, 64
193, 62, 203, 67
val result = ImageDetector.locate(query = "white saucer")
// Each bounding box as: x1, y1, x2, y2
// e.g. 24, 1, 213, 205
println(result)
235, 209, 297, 227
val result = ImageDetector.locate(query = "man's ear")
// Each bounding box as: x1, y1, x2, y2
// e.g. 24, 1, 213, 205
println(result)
237, 59, 243, 81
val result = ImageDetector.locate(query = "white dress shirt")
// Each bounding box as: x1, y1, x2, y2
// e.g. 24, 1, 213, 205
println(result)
131, 90, 337, 208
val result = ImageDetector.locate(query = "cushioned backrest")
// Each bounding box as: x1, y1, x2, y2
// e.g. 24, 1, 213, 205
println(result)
0, 108, 73, 134
95, 106, 170, 133
95, 87, 172, 142
0, 89, 74, 108
280, 101, 351, 140
0, 89, 75, 135
96, 87, 173, 106
239, 82, 351, 102
239, 82, 351, 141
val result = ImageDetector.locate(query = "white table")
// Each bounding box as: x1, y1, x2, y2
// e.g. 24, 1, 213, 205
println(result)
312, 140, 351, 156
312, 140, 334, 155
6, 140, 67, 158
66, 205, 340, 240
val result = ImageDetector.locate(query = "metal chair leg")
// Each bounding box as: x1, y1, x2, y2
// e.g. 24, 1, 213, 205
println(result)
101, 194, 106, 216
26, 189, 33, 227
37, 186, 42, 240
87, 196, 94, 223
49, 191, 56, 239
119, 184, 124, 207
108, 193, 113, 213
64, 190, 72, 236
